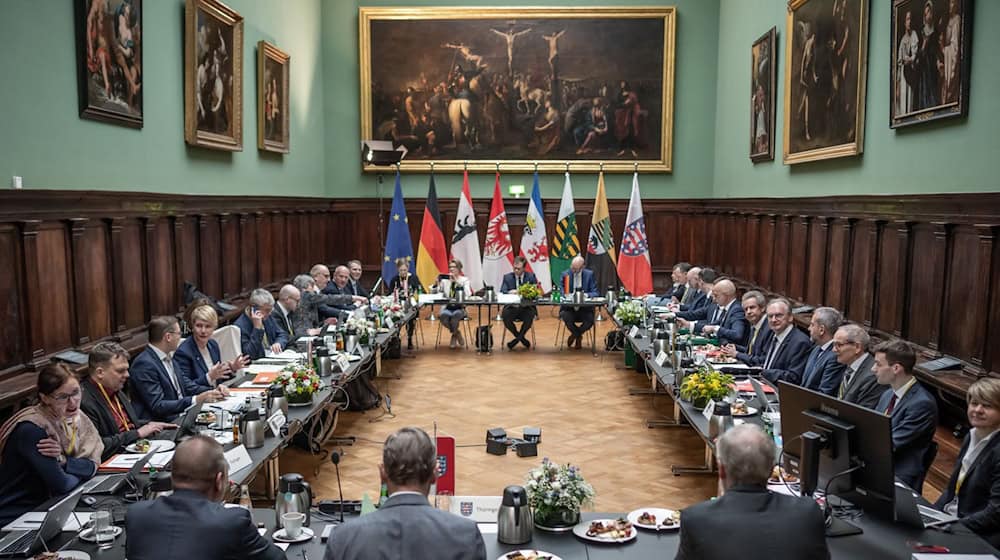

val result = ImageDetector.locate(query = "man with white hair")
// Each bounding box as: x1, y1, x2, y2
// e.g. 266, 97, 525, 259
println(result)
233, 289, 289, 359
676, 424, 829, 559
289, 274, 364, 338
558, 255, 598, 350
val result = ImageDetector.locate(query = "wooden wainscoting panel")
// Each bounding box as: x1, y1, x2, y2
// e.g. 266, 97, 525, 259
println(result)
788, 216, 810, 302
0, 226, 25, 373
174, 216, 200, 294
33, 224, 74, 356
271, 212, 288, 280
145, 217, 177, 317
874, 221, 912, 337
771, 216, 792, 295
112, 218, 147, 331
70, 220, 112, 345
220, 214, 240, 298
758, 215, 776, 290
806, 217, 829, 305
239, 213, 258, 292
907, 223, 948, 351
940, 226, 990, 369
256, 213, 274, 281
198, 215, 222, 299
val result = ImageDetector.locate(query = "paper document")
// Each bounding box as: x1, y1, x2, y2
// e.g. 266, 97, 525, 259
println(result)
496, 293, 520, 304
418, 294, 445, 304
103, 451, 174, 470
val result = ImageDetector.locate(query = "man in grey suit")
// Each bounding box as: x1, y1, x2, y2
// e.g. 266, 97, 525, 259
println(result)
831, 324, 883, 409
676, 424, 829, 560
324, 427, 486, 560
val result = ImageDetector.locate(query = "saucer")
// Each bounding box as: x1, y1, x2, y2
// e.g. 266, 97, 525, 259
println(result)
272, 526, 314, 543
77, 525, 123, 543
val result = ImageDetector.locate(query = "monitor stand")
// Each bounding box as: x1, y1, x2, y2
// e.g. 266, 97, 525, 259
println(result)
826, 513, 863, 537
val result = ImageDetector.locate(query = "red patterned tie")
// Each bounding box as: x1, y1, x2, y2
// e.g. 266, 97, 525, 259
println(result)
886, 394, 898, 415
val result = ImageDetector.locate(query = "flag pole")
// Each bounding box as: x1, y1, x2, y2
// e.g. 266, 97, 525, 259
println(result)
595, 162, 606, 322
494, 161, 504, 323
426, 162, 438, 322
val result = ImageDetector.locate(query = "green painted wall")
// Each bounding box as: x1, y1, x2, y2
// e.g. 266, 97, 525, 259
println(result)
324, 0, 721, 200
0, 0, 326, 196
713, 0, 1000, 198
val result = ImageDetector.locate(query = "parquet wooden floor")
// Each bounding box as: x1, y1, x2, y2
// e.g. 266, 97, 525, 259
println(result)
280, 309, 717, 513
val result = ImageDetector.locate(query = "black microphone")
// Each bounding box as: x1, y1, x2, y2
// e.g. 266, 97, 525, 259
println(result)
331, 451, 345, 523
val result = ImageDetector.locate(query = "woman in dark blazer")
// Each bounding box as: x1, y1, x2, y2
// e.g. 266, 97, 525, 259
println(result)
935, 377, 1000, 548
388, 258, 421, 350
174, 305, 248, 392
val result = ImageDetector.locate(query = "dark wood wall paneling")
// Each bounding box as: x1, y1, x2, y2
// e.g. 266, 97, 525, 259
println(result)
2, 189, 999, 396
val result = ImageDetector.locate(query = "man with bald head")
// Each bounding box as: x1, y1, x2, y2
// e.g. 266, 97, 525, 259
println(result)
322, 265, 364, 320
676, 424, 829, 559
126, 435, 284, 560
677, 279, 748, 346
324, 427, 486, 560
272, 284, 300, 340
559, 256, 599, 350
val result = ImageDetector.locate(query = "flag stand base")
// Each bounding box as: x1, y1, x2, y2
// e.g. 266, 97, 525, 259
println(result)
595, 310, 606, 321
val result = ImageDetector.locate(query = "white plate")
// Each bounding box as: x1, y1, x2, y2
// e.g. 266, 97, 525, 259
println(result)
571, 519, 637, 544
272, 526, 314, 543
125, 439, 176, 453
496, 550, 563, 560
626, 507, 680, 531
78, 525, 122, 543
732, 406, 759, 417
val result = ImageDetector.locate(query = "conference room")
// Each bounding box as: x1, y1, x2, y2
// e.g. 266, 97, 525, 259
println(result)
1, 0, 998, 559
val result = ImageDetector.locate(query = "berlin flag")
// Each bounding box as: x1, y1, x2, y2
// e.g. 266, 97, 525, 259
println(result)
519, 172, 552, 293
616, 171, 653, 296
451, 170, 484, 291
482, 172, 514, 290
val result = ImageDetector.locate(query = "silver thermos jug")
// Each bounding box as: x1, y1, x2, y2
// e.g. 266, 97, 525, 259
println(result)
497, 485, 533, 545
708, 401, 734, 441
241, 409, 265, 449
275, 473, 313, 527
268, 385, 289, 417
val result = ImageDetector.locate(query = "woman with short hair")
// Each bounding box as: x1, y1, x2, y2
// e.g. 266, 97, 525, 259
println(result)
174, 304, 248, 392
437, 259, 471, 349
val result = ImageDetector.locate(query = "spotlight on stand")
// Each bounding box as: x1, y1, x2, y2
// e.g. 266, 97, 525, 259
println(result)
361, 140, 408, 167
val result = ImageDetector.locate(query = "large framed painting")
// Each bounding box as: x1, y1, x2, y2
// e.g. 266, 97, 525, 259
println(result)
77, 0, 143, 128
184, 0, 243, 151
258, 41, 290, 153
750, 27, 777, 163
359, 7, 676, 173
783, 0, 869, 164
890, 0, 972, 129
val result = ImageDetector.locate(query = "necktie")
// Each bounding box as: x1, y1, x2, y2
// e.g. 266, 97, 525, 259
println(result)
164, 356, 182, 396
748, 325, 760, 354
515, 275, 521, 288
764, 338, 781, 369
351, 281, 358, 296
711, 306, 721, 324
885, 394, 899, 415
681, 286, 692, 305
838, 368, 854, 399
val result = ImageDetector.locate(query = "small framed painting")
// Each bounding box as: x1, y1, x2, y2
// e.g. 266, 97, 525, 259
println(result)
750, 27, 776, 163
258, 41, 290, 153
184, 0, 244, 151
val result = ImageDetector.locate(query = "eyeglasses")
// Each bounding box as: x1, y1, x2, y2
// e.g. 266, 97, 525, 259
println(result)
50, 389, 82, 402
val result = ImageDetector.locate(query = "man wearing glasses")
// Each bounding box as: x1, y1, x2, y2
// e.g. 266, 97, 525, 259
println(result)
131, 316, 226, 422
831, 324, 883, 410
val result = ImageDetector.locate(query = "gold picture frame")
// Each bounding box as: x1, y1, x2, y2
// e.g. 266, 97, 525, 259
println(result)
750, 27, 777, 163
184, 0, 243, 151
359, 6, 676, 173
782, 0, 869, 165
258, 41, 290, 153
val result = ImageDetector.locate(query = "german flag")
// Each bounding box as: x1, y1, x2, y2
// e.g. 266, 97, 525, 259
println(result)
416, 174, 448, 291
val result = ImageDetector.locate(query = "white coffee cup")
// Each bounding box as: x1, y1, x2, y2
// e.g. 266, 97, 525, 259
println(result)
281, 512, 306, 538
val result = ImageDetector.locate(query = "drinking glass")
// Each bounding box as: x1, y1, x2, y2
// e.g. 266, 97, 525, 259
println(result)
92, 509, 114, 546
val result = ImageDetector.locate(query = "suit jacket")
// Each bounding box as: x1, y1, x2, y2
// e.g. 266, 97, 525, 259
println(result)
322, 282, 357, 316
676, 484, 829, 560
500, 271, 538, 294
323, 493, 486, 560
290, 291, 356, 339
694, 302, 748, 347
876, 381, 938, 490
126, 488, 284, 560
130, 346, 201, 422
349, 279, 367, 297
678, 290, 708, 314
669, 283, 687, 301
934, 431, 1000, 548
80, 378, 147, 460
839, 354, 883, 410
559, 268, 598, 297
174, 337, 222, 393
388, 273, 421, 297
271, 303, 296, 340
760, 327, 814, 386
233, 312, 289, 360
801, 343, 846, 396
736, 320, 773, 364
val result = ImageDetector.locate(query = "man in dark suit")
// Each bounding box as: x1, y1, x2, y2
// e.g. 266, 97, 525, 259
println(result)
347, 259, 368, 296
802, 307, 846, 396
872, 340, 939, 491
676, 424, 829, 560
272, 284, 300, 341
934, 377, 1000, 548
648, 262, 691, 306
680, 280, 748, 347
130, 316, 224, 422
233, 289, 290, 360
321, 265, 362, 320
81, 341, 175, 460
323, 427, 486, 560
677, 267, 715, 316
500, 256, 537, 349
760, 298, 813, 385
559, 256, 599, 350
722, 291, 772, 365
831, 324, 883, 410
127, 435, 284, 560
311, 263, 343, 321
289, 274, 362, 339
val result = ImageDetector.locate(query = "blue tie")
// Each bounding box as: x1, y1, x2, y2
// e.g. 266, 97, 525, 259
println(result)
804, 347, 824, 387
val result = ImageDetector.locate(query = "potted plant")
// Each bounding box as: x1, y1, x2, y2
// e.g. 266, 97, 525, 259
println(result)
525, 458, 595, 531
613, 299, 646, 327
679, 368, 734, 409
517, 282, 541, 302
278, 364, 321, 406
345, 315, 376, 347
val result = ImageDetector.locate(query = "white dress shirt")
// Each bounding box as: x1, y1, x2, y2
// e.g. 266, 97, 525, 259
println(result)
150, 345, 183, 396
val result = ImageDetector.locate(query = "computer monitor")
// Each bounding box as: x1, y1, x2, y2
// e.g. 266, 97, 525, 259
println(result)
778, 381, 896, 524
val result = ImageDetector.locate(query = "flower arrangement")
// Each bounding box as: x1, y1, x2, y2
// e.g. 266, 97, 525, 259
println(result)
344, 314, 376, 339
614, 299, 646, 327
279, 363, 321, 404
679, 367, 734, 407
525, 458, 595, 528
384, 300, 406, 323
517, 282, 542, 301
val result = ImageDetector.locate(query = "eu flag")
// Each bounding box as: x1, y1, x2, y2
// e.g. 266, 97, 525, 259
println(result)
382, 171, 414, 286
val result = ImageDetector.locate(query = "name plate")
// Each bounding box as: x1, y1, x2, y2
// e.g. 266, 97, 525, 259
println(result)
628, 326, 640, 338
267, 410, 286, 437
335, 354, 352, 372
385, 316, 394, 329
702, 399, 716, 420
449, 496, 503, 523
655, 351, 669, 367
224, 444, 253, 475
